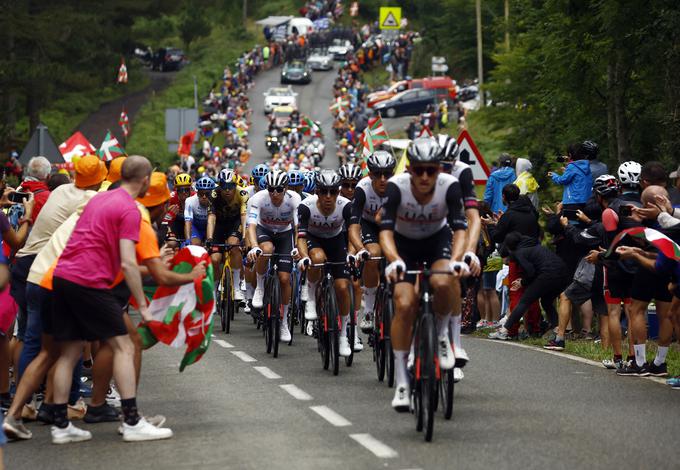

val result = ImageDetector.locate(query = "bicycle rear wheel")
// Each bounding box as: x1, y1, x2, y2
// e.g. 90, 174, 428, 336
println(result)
383, 291, 395, 387
345, 284, 355, 367
272, 278, 282, 358
419, 314, 438, 442
317, 289, 330, 370
374, 289, 386, 381
222, 267, 233, 334
326, 283, 341, 376
441, 368, 454, 420
264, 278, 274, 354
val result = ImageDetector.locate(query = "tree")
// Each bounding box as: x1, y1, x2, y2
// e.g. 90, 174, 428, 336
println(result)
178, 0, 212, 49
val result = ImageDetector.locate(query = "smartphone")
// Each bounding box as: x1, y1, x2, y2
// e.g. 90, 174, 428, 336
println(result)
562, 209, 579, 220
619, 205, 633, 217
8, 191, 29, 203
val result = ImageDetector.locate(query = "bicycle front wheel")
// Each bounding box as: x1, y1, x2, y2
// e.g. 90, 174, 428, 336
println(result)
345, 283, 355, 367
272, 278, 282, 358
383, 291, 395, 387
419, 313, 438, 442
222, 266, 233, 334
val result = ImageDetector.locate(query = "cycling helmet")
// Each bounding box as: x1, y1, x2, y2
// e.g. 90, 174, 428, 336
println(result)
258, 176, 267, 190
195, 176, 217, 191
407, 137, 442, 164
366, 150, 396, 172
174, 173, 192, 187
316, 169, 341, 189
617, 161, 642, 186
593, 174, 620, 198
218, 168, 237, 186
288, 169, 305, 187
265, 169, 289, 188
303, 172, 316, 193
251, 164, 270, 179
338, 162, 362, 180
582, 140, 599, 159
436, 134, 460, 162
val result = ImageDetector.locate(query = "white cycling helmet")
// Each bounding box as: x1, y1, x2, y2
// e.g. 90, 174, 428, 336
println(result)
265, 170, 289, 188
315, 169, 341, 189
338, 162, 362, 180
218, 168, 236, 186
617, 161, 641, 186
366, 150, 396, 172
436, 134, 460, 162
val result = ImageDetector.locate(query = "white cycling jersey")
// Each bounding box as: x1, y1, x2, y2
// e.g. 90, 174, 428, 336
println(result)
298, 195, 352, 239
184, 194, 210, 228
445, 160, 478, 210
380, 172, 467, 239
247, 189, 301, 233
350, 176, 387, 225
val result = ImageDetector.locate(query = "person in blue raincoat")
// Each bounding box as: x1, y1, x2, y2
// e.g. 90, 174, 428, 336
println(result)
484, 154, 516, 214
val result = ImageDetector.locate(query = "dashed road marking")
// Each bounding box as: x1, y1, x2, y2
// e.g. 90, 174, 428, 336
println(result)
349, 433, 398, 458
214, 339, 234, 349
310, 405, 352, 427
231, 351, 257, 362
280, 384, 313, 401
253, 366, 281, 379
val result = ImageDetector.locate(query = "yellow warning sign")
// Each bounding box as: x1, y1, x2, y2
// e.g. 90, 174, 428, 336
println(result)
379, 7, 401, 30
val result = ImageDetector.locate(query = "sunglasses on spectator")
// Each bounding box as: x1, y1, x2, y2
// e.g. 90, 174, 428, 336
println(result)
410, 166, 439, 177
341, 182, 357, 189
177, 188, 191, 194
370, 171, 393, 179
198, 191, 211, 198
221, 182, 237, 190
268, 186, 285, 194
319, 188, 339, 196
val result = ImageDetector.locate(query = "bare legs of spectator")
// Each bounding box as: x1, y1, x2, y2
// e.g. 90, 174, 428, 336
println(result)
580, 300, 594, 334
653, 300, 673, 366
607, 303, 633, 360
598, 314, 611, 349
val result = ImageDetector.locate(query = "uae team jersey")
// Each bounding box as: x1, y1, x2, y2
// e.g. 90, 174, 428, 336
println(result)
380, 172, 467, 239
350, 176, 387, 225
247, 190, 301, 233
448, 161, 478, 210
298, 195, 352, 239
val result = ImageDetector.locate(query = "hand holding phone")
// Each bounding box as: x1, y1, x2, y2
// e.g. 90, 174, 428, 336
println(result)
9, 191, 29, 204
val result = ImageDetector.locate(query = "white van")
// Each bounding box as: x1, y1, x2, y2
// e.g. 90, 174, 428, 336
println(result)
287, 17, 314, 37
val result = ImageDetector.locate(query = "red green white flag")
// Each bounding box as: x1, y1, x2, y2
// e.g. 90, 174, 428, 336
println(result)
607, 227, 680, 260
366, 115, 388, 144
97, 130, 126, 161
119, 108, 130, 138
117, 58, 128, 84
358, 127, 375, 176
300, 116, 323, 137
137, 245, 215, 372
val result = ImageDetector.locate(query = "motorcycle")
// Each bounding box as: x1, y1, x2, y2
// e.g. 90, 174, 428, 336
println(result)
305, 136, 325, 165
266, 129, 281, 155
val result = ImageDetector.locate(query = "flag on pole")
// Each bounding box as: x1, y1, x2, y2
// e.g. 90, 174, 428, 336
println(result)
119, 108, 130, 138
366, 115, 388, 144
97, 130, 126, 161
136, 246, 215, 372
178, 129, 197, 157
359, 127, 375, 176
58, 132, 96, 163
300, 116, 323, 137
606, 227, 680, 260
117, 58, 128, 84
329, 96, 350, 114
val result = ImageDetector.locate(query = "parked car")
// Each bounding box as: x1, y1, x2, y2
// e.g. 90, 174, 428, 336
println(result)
373, 88, 448, 118
281, 60, 312, 84
367, 79, 424, 108
152, 47, 186, 72
307, 48, 334, 71
263, 86, 298, 114
328, 38, 353, 60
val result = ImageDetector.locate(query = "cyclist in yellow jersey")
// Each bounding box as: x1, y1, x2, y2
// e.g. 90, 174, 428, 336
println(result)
207, 169, 248, 300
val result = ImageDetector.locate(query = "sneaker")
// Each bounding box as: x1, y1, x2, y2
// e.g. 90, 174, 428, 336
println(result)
359, 313, 373, 333
339, 336, 351, 357
438, 336, 455, 370
617, 361, 650, 377
544, 338, 565, 351
122, 418, 173, 442
37, 403, 55, 424
239, 278, 246, 291
667, 376, 680, 388
304, 300, 317, 321
252, 284, 264, 309
602, 358, 621, 370
3, 416, 32, 440
353, 334, 363, 352
67, 398, 87, 420
243, 302, 252, 314
453, 367, 464, 383
280, 323, 292, 343
647, 362, 668, 377
454, 347, 469, 368
488, 328, 509, 340
118, 415, 167, 435
391, 385, 410, 412
475, 319, 491, 329
233, 288, 245, 301
84, 403, 120, 423
51, 422, 92, 444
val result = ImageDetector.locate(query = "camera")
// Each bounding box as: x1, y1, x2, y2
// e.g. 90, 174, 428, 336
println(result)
556, 155, 570, 164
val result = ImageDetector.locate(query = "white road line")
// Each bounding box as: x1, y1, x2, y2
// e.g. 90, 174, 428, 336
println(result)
253, 366, 281, 379
214, 339, 234, 349
349, 433, 398, 459
483, 339, 668, 385
280, 384, 313, 401
309, 405, 352, 427
231, 351, 257, 363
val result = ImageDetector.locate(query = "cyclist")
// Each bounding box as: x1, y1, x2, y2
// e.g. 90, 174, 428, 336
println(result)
288, 170, 306, 198
243, 164, 270, 311
163, 173, 194, 240
184, 176, 216, 246
296, 170, 361, 355
246, 170, 302, 343
348, 150, 396, 333
207, 169, 248, 301
379, 137, 468, 411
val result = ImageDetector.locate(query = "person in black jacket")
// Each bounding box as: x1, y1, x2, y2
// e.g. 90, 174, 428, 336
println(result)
484, 184, 540, 244
489, 232, 570, 340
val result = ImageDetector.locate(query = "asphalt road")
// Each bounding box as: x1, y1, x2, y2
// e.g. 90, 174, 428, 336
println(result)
6, 308, 679, 470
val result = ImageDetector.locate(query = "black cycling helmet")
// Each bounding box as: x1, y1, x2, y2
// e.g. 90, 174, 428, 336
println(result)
436, 134, 460, 162
407, 137, 442, 164
582, 140, 599, 159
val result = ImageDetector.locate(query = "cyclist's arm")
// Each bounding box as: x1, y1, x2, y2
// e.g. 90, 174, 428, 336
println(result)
184, 200, 194, 241
206, 213, 216, 241
240, 190, 249, 239
240, 213, 247, 240
342, 203, 355, 255
446, 183, 468, 261
348, 188, 366, 250
297, 204, 310, 258
378, 182, 401, 263
459, 167, 481, 253
246, 199, 260, 248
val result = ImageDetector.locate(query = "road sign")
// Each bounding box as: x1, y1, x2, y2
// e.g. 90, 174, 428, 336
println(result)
379, 7, 401, 30
19, 124, 64, 165
456, 130, 490, 184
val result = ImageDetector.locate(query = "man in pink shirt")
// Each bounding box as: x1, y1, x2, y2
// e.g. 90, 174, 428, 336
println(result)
49, 155, 173, 444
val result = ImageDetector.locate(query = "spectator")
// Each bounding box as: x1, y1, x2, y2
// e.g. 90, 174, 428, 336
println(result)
549, 143, 593, 210
583, 140, 608, 181
47, 173, 70, 192
476, 202, 502, 329
485, 184, 540, 244
513, 158, 539, 209
483, 154, 516, 214
17, 156, 51, 222
669, 164, 680, 206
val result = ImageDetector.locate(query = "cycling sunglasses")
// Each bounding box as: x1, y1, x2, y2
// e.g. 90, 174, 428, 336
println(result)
268, 186, 286, 194
319, 188, 339, 197
410, 166, 439, 177
177, 187, 191, 194
370, 170, 393, 179
197, 190, 211, 198
221, 182, 237, 190
341, 182, 358, 189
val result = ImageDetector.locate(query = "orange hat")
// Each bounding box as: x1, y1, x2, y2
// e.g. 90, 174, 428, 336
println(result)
106, 156, 126, 183
74, 155, 107, 188
137, 172, 171, 208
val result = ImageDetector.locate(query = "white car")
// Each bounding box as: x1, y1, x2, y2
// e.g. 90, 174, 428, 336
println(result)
328, 39, 353, 60
307, 48, 333, 71
263, 86, 298, 114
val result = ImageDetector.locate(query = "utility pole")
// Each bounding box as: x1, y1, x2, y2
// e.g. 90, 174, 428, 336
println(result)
476, 0, 485, 107
505, 0, 510, 50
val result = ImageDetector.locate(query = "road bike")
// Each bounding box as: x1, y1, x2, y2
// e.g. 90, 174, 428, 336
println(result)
344, 262, 362, 367
311, 261, 348, 376
212, 243, 243, 334
366, 257, 395, 387
258, 253, 292, 358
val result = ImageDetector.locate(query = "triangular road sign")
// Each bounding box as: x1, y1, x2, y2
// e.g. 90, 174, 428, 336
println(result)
19, 124, 64, 165
382, 12, 398, 27
456, 130, 490, 184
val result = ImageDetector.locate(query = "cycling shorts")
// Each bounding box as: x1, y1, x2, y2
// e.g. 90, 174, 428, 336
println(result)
394, 226, 452, 284
603, 266, 632, 305
306, 233, 349, 279
256, 226, 294, 273
360, 219, 380, 246
214, 217, 243, 243
191, 225, 207, 242
631, 268, 673, 303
